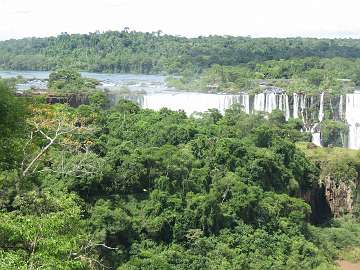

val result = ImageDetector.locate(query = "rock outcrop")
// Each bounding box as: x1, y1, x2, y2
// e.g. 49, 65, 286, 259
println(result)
324, 176, 356, 218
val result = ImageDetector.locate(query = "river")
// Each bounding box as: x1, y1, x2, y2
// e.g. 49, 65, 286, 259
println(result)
2, 70, 360, 149
0, 70, 243, 115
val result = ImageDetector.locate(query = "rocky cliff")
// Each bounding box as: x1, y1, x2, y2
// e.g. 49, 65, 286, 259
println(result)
299, 143, 360, 223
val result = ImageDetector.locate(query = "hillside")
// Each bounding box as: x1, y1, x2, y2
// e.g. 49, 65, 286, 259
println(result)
2, 30, 360, 74
1, 79, 360, 269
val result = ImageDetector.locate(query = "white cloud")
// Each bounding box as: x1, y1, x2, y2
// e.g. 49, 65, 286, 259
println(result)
0, 0, 360, 40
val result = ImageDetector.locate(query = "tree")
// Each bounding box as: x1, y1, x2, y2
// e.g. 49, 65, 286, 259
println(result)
320, 120, 348, 147
0, 191, 113, 269
89, 91, 109, 109
48, 69, 97, 91
21, 105, 91, 177
0, 81, 27, 170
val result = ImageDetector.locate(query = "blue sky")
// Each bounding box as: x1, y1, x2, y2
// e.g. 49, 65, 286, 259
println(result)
1, 0, 360, 40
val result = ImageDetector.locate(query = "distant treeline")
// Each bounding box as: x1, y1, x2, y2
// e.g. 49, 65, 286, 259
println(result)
167, 57, 360, 94
2, 30, 360, 74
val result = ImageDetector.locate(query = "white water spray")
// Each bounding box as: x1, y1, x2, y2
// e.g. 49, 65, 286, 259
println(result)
346, 93, 360, 149
254, 93, 265, 112
293, 93, 299, 119
265, 93, 277, 113
318, 92, 325, 122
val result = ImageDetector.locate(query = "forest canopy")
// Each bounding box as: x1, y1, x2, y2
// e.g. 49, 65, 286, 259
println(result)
1, 29, 360, 270
2, 30, 360, 74
0, 81, 359, 269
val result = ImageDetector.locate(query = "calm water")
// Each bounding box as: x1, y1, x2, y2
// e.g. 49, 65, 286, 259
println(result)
0, 70, 242, 115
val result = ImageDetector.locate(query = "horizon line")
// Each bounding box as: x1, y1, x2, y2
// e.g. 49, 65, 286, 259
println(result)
2, 28, 360, 42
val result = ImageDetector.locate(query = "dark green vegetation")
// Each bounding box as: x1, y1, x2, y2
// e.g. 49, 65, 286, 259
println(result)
0, 82, 359, 269
167, 57, 360, 93
3, 30, 360, 96
0, 81, 27, 169
320, 120, 348, 147
2, 30, 360, 75
48, 69, 98, 92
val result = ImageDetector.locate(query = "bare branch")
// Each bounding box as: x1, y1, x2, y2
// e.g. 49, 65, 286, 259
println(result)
22, 119, 77, 177
21, 107, 94, 178
33, 122, 52, 141
21, 131, 33, 172
22, 138, 55, 177
86, 243, 118, 250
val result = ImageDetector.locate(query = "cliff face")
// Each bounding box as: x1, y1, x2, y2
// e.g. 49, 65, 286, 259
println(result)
305, 177, 357, 224
324, 176, 356, 218
48, 93, 89, 107
298, 143, 360, 224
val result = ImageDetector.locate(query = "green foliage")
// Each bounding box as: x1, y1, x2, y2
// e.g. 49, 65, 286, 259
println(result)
320, 120, 348, 147
310, 216, 360, 262
89, 91, 110, 109
0, 93, 359, 269
0, 81, 27, 170
0, 192, 92, 269
48, 69, 97, 91
2, 31, 360, 97
3, 31, 360, 75
169, 57, 359, 94
298, 143, 360, 186
113, 99, 141, 114
269, 109, 286, 125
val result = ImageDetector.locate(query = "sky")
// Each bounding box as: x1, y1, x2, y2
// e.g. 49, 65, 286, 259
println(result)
1, 0, 360, 40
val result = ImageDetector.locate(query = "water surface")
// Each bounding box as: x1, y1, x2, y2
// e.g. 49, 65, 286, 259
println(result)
0, 70, 242, 115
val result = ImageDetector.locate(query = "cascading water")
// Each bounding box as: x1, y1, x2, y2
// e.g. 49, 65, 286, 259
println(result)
138, 89, 360, 150
312, 131, 321, 146
240, 94, 250, 114
318, 92, 325, 122
300, 94, 306, 124
284, 94, 290, 121
346, 93, 360, 149
278, 94, 283, 111
254, 93, 265, 112
293, 93, 299, 119
6, 70, 360, 149
275, 94, 290, 120
265, 93, 277, 113
310, 92, 325, 147
339, 95, 343, 120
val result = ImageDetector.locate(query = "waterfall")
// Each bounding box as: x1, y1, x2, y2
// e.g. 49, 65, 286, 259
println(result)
339, 95, 343, 120
293, 93, 299, 118
300, 94, 306, 123
114, 88, 360, 150
346, 93, 360, 149
310, 96, 314, 120
312, 132, 322, 146
224, 95, 234, 112
146, 90, 357, 150
254, 93, 265, 112
309, 92, 325, 146
214, 91, 360, 150
242, 94, 250, 114
318, 92, 325, 122
235, 94, 250, 114
278, 94, 283, 111
310, 122, 322, 147
265, 93, 277, 113
285, 94, 290, 121
277, 94, 290, 121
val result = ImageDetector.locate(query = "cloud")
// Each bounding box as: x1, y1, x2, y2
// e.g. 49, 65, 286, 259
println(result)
1, 0, 360, 40
102, 0, 130, 7
14, 10, 31, 14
